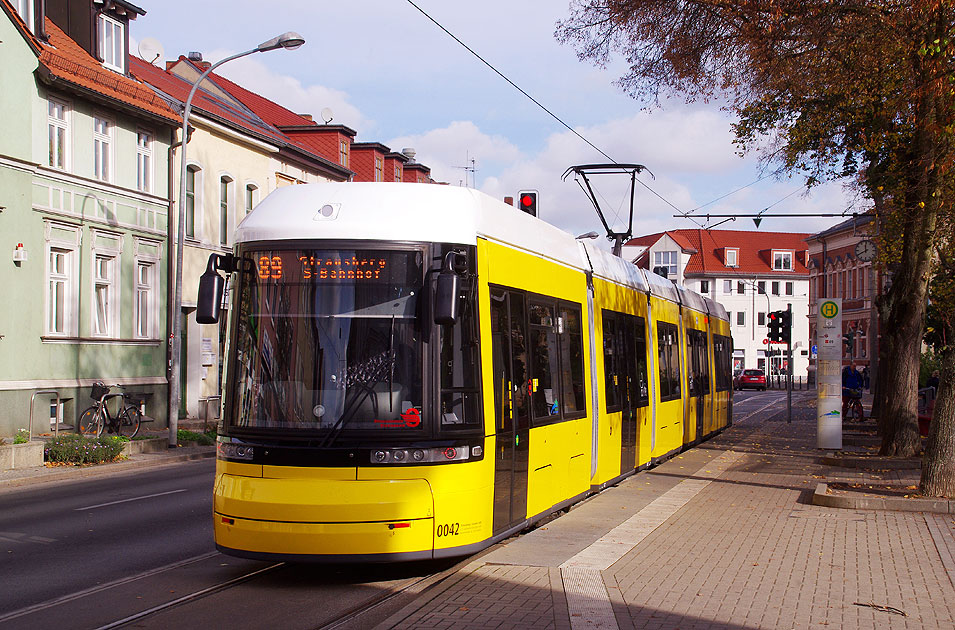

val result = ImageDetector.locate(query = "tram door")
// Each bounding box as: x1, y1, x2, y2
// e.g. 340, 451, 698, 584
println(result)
490, 288, 530, 534
688, 330, 709, 440
619, 317, 639, 474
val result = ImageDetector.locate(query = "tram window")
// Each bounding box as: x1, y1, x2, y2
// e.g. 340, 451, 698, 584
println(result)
559, 304, 586, 416
657, 322, 681, 402
602, 314, 620, 411
713, 334, 732, 392
633, 317, 650, 406
687, 329, 710, 397
439, 274, 481, 430
602, 310, 650, 411
529, 302, 560, 419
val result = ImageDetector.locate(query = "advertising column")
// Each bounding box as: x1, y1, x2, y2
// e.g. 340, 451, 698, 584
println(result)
816, 299, 843, 448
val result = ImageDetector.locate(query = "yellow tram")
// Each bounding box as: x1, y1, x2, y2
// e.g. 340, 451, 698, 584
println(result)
198, 182, 732, 562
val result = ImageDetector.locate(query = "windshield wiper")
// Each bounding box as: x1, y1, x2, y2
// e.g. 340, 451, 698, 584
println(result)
319, 350, 395, 448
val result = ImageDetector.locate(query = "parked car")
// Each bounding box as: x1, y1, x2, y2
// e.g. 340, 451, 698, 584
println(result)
734, 369, 767, 391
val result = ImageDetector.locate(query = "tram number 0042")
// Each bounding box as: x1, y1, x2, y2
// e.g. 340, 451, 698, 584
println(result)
435, 523, 460, 537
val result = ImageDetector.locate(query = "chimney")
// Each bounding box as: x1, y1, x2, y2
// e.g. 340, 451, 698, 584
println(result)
401, 148, 416, 163
299, 114, 313, 122
504, 196, 514, 206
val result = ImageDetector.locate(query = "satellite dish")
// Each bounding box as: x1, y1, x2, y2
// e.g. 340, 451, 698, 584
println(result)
320, 107, 334, 124
138, 37, 165, 65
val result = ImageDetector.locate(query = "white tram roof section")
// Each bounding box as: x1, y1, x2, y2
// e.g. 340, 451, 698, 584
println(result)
643, 268, 680, 303
676, 284, 707, 313
579, 242, 649, 292
703, 296, 730, 321
235, 182, 589, 272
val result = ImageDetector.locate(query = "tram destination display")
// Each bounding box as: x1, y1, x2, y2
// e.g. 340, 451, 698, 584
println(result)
253, 249, 418, 283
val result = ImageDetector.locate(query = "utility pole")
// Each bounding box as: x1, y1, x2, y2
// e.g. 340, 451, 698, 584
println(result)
787, 302, 793, 423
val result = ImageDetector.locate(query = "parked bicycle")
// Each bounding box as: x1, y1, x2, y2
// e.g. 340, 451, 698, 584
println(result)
78, 382, 142, 438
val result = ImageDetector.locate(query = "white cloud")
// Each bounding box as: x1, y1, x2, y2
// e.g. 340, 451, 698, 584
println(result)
206, 52, 373, 132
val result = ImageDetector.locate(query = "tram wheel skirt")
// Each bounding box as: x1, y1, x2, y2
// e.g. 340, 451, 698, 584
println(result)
215, 513, 435, 559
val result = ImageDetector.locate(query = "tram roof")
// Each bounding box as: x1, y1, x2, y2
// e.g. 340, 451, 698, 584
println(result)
235, 182, 588, 271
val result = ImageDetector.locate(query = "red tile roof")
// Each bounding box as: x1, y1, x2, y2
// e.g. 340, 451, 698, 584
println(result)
130, 56, 288, 144
628, 229, 811, 276
38, 20, 178, 124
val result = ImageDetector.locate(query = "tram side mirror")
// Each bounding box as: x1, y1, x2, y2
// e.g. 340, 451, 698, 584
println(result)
434, 250, 466, 326
197, 254, 232, 324
434, 271, 459, 326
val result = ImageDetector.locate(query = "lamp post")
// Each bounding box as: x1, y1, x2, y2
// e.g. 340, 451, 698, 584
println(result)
168, 32, 305, 447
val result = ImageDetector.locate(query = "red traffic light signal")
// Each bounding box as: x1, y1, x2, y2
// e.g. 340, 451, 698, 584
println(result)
518, 190, 538, 217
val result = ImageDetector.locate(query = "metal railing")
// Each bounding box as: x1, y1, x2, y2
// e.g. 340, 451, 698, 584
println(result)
28, 390, 61, 440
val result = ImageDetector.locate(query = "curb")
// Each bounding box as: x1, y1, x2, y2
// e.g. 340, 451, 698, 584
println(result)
820, 455, 921, 469
812, 482, 955, 513
0, 447, 215, 493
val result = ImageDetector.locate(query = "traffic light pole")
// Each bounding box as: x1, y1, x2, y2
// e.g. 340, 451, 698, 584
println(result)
787, 303, 793, 424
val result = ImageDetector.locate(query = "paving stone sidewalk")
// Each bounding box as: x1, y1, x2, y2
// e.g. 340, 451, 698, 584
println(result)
376, 398, 955, 630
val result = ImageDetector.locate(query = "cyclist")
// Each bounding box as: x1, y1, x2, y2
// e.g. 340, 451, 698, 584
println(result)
842, 362, 864, 421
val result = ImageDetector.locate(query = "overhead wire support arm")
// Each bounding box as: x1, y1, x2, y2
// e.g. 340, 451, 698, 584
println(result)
562, 163, 652, 258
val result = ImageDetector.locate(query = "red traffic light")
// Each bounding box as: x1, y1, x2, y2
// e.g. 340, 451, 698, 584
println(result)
517, 190, 538, 216
521, 194, 534, 207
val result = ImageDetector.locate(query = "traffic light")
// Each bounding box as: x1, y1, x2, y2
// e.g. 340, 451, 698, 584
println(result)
518, 190, 538, 217
779, 310, 792, 344
767, 311, 783, 342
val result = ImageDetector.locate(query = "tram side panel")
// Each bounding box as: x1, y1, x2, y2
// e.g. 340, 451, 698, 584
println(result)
682, 307, 711, 446
649, 296, 685, 461
588, 276, 653, 487
477, 238, 593, 535
710, 318, 733, 433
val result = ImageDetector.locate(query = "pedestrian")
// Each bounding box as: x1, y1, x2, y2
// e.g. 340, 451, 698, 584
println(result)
862, 365, 870, 390
842, 362, 864, 420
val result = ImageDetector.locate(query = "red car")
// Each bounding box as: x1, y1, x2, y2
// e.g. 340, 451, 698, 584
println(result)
734, 369, 767, 391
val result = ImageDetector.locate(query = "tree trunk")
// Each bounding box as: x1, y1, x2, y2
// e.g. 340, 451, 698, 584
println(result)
921, 339, 955, 497
877, 283, 924, 456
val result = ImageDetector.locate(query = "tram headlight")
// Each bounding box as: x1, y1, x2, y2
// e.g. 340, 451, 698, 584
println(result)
217, 441, 254, 461
368, 445, 482, 465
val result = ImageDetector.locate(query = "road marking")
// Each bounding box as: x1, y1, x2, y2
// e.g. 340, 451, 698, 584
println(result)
74, 488, 188, 511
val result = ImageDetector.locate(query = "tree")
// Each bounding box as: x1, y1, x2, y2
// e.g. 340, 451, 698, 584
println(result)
558, 0, 955, 459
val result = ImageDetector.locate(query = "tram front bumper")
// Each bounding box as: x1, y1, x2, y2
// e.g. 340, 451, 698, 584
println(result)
214, 473, 435, 558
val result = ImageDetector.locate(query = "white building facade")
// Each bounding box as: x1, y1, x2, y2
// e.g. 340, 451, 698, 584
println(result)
624, 229, 813, 381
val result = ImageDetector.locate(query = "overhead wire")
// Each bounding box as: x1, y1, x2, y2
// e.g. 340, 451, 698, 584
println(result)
404, 0, 806, 234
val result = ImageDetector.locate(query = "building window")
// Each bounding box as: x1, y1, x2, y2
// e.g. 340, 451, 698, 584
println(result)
48, 98, 69, 170
724, 280, 732, 294
736, 311, 745, 326
136, 131, 152, 192
772, 281, 780, 295
339, 140, 349, 166
725, 248, 739, 267
773, 251, 793, 270
700, 280, 710, 294
93, 116, 112, 182
737, 281, 745, 295
219, 176, 233, 247
135, 262, 154, 338
785, 281, 794, 296
374, 157, 383, 182
757, 281, 765, 294
97, 13, 125, 73
93, 254, 116, 337
394, 165, 402, 182
245, 183, 259, 216
654, 250, 678, 276
185, 165, 199, 239
48, 248, 73, 335
758, 312, 766, 326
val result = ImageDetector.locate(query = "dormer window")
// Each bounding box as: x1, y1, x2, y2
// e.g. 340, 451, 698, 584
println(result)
97, 13, 125, 73
773, 250, 793, 270
725, 248, 739, 267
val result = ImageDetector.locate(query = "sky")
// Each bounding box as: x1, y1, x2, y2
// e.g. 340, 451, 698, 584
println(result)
130, 0, 864, 246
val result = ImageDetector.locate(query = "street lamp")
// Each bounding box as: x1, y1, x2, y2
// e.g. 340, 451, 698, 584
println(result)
168, 32, 305, 447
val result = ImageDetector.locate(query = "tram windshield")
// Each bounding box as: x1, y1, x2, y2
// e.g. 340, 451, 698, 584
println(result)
227, 247, 424, 434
